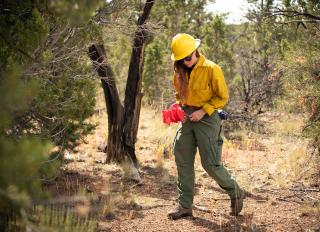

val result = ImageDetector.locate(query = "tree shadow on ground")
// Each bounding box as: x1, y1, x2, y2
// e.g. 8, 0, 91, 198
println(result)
42, 171, 105, 197
209, 186, 269, 202
45, 163, 257, 229
107, 163, 178, 203
185, 214, 243, 232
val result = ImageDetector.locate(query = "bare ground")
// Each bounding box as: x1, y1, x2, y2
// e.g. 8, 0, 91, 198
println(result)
43, 107, 320, 232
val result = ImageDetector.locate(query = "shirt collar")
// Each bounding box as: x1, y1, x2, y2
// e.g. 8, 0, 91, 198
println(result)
193, 53, 206, 69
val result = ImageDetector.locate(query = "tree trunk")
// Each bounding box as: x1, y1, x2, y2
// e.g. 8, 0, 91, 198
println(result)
88, 0, 154, 167
123, 0, 154, 165
88, 44, 125, 164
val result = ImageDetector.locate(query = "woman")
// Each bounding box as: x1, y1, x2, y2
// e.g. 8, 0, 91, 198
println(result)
168, 33, 245, 220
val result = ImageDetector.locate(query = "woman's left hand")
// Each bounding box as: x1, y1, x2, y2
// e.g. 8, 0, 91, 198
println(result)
189, 109, 206, 122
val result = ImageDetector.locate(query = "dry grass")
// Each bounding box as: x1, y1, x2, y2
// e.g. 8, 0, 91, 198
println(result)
270, 146, 308, 187
269, 115, 304, 137
300, 202, 320, 217
218, 112, 317, 192
47, 102, 319, 231
138, 107, 177, 147
31, 205, 97, 232
99, 176, 142, 220
100, 180, 117, 219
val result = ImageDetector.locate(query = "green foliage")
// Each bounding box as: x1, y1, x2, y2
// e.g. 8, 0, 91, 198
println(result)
0, 65, 51, 228
0, 1, 49, 68
0, 137, 51, 211
31, 70, 97, 149
280, 34, 320, 144
273, 0, 320, 152
0, 67, 37, 129
201, 15, 235, 81
0, 0, 103, 229
143, 35, 171, 105
159, 0, 211, 35
1, 0, 102, 150
47, 0, 104, 27
104, 33, 132, 100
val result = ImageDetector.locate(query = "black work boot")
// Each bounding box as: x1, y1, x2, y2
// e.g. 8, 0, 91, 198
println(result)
168, 205, 193, 220
230, 192, 246, 216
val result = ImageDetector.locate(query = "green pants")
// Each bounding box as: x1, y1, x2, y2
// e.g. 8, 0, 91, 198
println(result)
173, 109, 243, 209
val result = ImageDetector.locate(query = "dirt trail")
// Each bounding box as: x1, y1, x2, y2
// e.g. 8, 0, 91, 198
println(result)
46, 108, 320, 232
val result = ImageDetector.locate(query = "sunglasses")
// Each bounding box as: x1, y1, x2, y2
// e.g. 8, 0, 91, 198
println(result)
181, 52, 194, 62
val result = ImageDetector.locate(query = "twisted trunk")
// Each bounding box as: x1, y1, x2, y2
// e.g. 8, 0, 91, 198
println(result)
88, 0, 154, 169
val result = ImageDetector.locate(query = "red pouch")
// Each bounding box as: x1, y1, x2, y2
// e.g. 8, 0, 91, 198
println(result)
162, 103, 186, 125
162, 109, 172, 125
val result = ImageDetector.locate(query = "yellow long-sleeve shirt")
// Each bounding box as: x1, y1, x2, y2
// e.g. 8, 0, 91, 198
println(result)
174, 54, 229, 116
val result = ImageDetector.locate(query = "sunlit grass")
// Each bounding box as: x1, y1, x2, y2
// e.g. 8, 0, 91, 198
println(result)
270, 146, 317, 187
218, 111, 316, 191
101, 193, 116, 219
138, 107, 177, 147
269, 114, 304, 137
27, 205, 97, 232
300, 202, 320, 217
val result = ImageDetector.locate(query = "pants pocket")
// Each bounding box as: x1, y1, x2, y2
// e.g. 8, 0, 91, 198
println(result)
209, 136, 222, 166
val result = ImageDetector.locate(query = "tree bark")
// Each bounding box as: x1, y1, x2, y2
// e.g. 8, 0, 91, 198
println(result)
88, 44, 125, 164
123, 0, 154, 165
88, 0, 154, 167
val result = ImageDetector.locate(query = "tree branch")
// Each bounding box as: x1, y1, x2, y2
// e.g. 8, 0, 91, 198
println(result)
0, 33, 36, 62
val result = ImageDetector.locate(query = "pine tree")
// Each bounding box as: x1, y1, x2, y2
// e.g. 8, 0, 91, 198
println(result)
0, 0, 103, 229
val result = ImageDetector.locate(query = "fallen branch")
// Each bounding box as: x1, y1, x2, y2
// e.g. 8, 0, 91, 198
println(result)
305, 195, 318, 201
276, 197, 302, 204
289, 188, 320, 192
211, 198, 230, 201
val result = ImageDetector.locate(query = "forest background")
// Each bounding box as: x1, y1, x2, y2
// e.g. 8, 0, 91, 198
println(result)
0, 0, 319, 231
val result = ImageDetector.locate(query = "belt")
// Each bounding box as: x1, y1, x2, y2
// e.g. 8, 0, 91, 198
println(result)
183, 105, 202, 111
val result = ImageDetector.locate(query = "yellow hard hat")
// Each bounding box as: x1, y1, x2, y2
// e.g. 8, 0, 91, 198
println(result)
171, 33, 201, 61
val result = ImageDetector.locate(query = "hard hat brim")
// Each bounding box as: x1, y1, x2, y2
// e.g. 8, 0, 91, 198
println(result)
171, 39, 201, 61
195, 39, 201, 48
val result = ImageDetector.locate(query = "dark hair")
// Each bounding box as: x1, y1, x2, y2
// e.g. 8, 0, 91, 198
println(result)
173, 50, 200, 103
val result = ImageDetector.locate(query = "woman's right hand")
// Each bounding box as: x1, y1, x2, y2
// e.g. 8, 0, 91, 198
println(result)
189, 109, 206, 122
